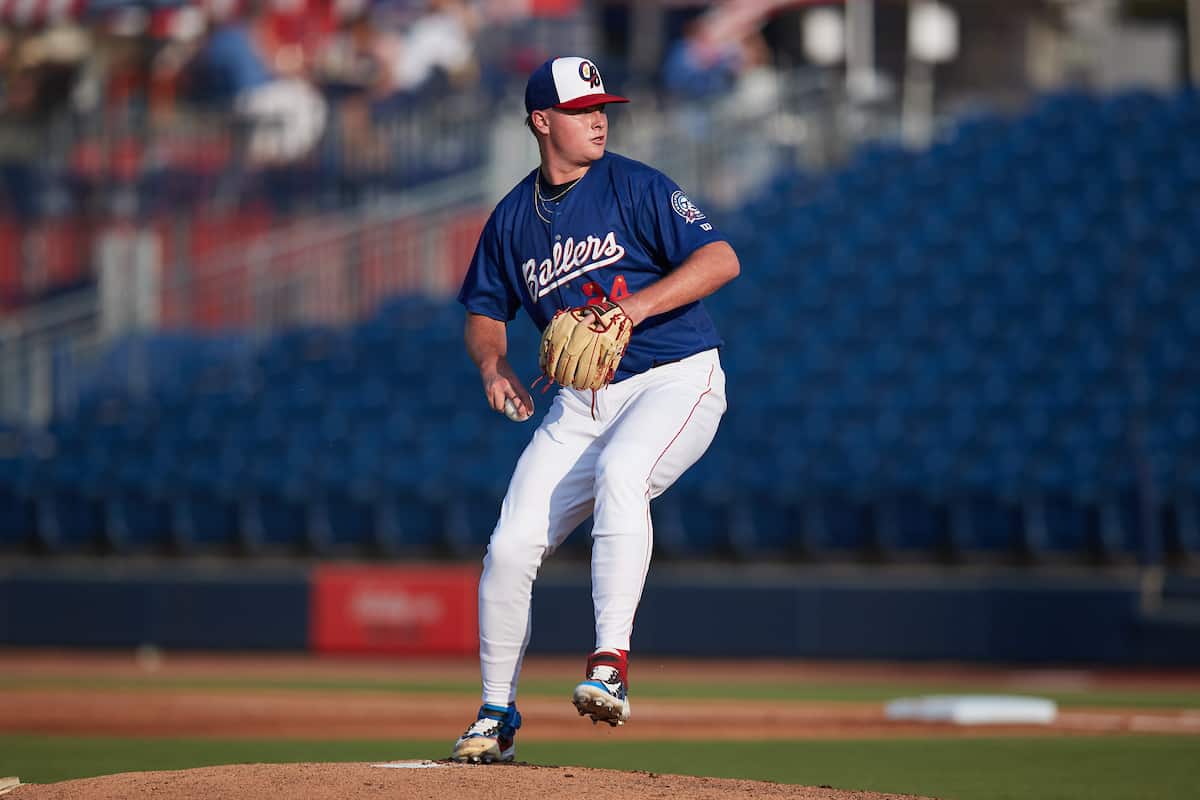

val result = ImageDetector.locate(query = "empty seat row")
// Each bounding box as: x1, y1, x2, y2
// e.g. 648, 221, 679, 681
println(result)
2, 88, 1199, 563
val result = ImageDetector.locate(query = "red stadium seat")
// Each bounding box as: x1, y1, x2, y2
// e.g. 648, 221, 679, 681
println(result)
0, 218, 19, 309
441, 209, 489, 292
361, 217, 421, 300
157, 208, 274, 329
39, 219, 92, 291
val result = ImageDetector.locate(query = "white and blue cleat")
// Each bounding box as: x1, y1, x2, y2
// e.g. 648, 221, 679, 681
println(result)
572, 659, 631, 727
451, 703, 521, 763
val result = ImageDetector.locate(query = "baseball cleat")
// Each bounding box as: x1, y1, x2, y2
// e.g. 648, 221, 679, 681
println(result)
451, 703, 521, 763
572, 651, 631, 727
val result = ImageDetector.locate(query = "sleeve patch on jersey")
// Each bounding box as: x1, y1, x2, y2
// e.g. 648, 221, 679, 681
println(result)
670, 190, 707, 224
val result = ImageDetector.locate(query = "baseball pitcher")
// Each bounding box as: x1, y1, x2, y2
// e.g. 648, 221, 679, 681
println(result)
452, 55, 739, 763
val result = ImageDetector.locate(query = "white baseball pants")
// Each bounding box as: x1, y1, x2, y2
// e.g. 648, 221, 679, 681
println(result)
478, 348, 727, 706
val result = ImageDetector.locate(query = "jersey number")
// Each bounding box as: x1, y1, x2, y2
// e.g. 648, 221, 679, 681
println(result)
582, 275, 629, 305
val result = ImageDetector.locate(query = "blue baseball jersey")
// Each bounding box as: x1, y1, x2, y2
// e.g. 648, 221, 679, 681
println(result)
457, 151, 726, 382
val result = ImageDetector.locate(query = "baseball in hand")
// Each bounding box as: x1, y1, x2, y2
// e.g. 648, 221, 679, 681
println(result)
503, 397, 532, 422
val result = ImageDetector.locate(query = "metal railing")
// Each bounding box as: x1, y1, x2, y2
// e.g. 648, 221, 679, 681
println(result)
612, 69, 879, 208
0, 289, 102, 424
0, 166, 495, 424
156, 170, 491, 334
0, 66, 907, 426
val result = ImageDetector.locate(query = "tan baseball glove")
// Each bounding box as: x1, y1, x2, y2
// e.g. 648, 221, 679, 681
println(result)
539, 300, 633, 391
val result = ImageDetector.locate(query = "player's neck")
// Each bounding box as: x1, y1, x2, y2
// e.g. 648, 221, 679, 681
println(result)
539, 157, 592, 186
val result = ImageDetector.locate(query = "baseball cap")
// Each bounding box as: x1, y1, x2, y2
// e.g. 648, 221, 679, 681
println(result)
524, 57, 630, 114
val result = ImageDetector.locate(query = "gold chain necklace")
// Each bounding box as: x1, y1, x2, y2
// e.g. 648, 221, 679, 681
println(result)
537, 172, 583, 202
533, 171, 583, 225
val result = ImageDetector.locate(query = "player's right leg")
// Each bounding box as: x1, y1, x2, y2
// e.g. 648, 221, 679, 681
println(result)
451, 703, 522, 763
453, 389, 598, 758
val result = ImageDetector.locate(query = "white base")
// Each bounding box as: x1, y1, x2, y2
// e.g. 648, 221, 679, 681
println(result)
885, 694, 1058, 725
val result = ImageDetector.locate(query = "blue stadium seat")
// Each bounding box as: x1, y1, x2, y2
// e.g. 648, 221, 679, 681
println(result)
30, 483, 104, 553
176, 437, 247, 553
100, 454, 173, 554
234, 451, 310, 554
1162, 457, 1200, 563
303, 446, 378, 555
873, 492, 953, 560
359, 450, 448, 556
0, 428, 34, 551
651, 477, 735, 560
4, 86, 1196, 564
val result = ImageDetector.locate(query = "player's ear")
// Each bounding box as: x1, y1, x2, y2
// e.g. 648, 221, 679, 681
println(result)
529, 110, 551, 136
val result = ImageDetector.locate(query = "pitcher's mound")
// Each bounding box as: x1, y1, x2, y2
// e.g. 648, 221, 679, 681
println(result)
10, 762, 936, 799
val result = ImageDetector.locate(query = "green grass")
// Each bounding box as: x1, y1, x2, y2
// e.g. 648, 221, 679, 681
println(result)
525, 737, 1200, 800
0, 734, 429, 784
4, 675, 1199, 709
2, 734, 1198, 800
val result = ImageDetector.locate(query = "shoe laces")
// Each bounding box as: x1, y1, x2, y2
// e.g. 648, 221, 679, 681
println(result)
462, 716, 501, 739
587, 664, 623, 688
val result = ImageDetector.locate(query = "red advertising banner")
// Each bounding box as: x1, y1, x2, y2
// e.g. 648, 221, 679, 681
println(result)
311, 565, 479, 655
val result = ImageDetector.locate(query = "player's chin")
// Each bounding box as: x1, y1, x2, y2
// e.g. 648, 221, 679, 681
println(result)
587, 139, 606, 156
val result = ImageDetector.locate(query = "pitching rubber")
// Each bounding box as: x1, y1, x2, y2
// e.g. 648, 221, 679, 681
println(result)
572, 683, 631, 727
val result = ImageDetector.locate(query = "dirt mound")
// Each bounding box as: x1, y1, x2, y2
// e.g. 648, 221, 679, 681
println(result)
8, 762, 936, 800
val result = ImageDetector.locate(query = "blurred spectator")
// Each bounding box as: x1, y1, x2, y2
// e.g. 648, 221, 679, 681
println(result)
659, 1, 784, 209
0, 23, 91, 120
313, 0, 481, 104
309, 0, 400, 174
311, 0, 389, 99
183, 8, 273, 106
0, 23, 91, 221
311, 0, 484, 183
183, 0, 327, 165
661, 2, 770, 102
143, 6, 212, 118
358, 0, 481, 112
389, 0, 480, 96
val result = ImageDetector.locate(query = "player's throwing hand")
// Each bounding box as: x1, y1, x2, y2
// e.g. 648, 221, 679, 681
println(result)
482, 356, 534, 421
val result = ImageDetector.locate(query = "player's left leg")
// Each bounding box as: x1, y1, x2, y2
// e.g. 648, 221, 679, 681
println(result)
573, 349, 727, 725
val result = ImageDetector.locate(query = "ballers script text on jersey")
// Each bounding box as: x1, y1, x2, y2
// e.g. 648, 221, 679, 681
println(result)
524, 231, 626, 300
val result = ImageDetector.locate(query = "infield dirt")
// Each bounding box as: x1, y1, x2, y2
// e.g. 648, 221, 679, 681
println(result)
6, 762, 937, 800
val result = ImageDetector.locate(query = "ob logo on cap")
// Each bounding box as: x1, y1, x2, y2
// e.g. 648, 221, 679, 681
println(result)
525, 57, 630, 114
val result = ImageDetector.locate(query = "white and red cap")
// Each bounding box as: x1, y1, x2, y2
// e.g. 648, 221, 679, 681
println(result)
524, 56, 630, 114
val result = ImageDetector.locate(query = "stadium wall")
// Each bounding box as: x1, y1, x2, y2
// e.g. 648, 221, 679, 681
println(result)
1, 563, 1197, 666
